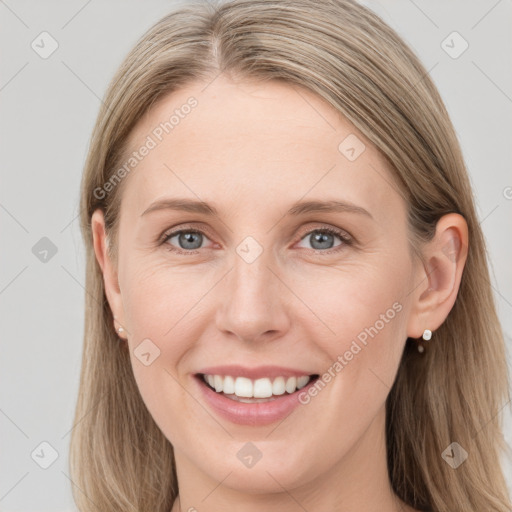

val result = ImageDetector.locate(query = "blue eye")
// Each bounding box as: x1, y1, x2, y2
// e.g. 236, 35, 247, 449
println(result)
296, 228, 349, 251
161, 225, 352, 255
163, 230, 210, 252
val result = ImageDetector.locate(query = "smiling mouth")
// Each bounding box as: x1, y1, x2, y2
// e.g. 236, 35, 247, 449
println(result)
196, 373, 320, 403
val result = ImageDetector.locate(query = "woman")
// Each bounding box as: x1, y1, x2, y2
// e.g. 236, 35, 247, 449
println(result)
69, 0, 512, 511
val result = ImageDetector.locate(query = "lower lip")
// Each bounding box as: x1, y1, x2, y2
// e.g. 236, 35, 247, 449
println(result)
194, 374, 319, 426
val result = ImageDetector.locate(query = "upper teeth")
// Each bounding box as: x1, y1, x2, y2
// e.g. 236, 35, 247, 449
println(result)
203, 374, 312, 398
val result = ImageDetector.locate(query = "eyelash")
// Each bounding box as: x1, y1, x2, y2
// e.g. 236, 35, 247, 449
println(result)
159, 224, 353, 255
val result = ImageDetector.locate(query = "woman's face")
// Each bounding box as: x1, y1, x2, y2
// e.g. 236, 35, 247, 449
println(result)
96, 76, 421, 494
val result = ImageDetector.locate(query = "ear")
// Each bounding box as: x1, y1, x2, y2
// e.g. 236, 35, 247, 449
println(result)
406, 213, 469, 338
91, 209, 127, 336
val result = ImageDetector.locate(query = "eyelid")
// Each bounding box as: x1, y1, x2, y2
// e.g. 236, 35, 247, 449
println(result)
295, 223, 353, 243
159, 223, 214, 244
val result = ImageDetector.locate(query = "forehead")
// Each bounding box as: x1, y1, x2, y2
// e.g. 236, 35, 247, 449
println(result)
119, 76, 404, 223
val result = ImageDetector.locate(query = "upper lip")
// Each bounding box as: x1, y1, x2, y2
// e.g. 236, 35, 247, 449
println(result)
196, 365, 319, 380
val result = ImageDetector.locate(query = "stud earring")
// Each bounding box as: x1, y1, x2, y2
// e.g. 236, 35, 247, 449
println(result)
113, 316, 125, 339
114, 321, 125, 338
418, 329, 432, 353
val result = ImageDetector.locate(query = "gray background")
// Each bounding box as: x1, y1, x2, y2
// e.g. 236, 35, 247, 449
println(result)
1, 1, 511, 510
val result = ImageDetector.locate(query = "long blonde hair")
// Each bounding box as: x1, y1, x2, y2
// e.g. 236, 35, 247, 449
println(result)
70, 1, 512, 510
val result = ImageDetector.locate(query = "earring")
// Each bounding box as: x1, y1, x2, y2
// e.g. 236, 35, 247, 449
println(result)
114, 321, 125, 338
418, 329, 432, 353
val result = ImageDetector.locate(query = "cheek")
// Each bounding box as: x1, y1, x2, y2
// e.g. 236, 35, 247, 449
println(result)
281, 259, 411, 450
119, 260, 197, 391
297, 256, 408, 332
121, 256, 205, 337
120, 264, 203, 444
291, 257, 411, 390
119, 257, 233, 426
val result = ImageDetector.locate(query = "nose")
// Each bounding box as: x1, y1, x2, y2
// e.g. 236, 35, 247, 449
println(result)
215, 247, 291, 344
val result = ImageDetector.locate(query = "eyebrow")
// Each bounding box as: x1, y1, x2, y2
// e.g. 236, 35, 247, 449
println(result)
141, 198, 373, 219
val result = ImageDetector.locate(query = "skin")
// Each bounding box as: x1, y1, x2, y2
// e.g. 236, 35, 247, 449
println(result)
92, 75, 468, 512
